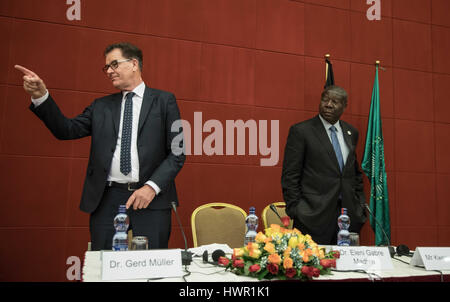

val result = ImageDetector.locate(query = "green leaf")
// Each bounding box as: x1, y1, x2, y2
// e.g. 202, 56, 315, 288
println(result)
258, 270, 269, 280
244, 262, 252, 276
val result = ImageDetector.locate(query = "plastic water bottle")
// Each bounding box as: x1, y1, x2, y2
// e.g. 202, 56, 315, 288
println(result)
337, 208, 351, 246
244, 207, 258, 245
112, 205, 129, 251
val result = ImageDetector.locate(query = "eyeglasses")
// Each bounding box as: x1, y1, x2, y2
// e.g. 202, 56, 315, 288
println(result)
102, 59, 132, 74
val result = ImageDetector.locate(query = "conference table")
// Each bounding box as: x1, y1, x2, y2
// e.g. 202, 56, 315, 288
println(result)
82, 244, 450, 282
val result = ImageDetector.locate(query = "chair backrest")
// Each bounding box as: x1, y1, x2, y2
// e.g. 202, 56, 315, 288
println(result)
191, 203, 247, 248
261, 202, 293, 229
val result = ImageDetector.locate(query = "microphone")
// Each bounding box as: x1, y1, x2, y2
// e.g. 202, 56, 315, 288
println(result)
202, 249, 226, 265
361, 203, 395, 258
270, 204, 283, 222
270, 204, 290, 227
269, 204, 283, 220
171, 202, 192, 266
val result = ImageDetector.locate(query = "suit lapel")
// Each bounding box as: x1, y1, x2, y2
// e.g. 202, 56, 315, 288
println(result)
111, 92, 123, 137
339, 121, 355, 153
339, 121, 356, 173
138, 86, 156, 136
311, 115, 341, 173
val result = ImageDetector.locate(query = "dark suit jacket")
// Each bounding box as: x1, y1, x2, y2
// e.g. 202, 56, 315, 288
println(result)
30, 86, 185, 213
281, 115, 366, 239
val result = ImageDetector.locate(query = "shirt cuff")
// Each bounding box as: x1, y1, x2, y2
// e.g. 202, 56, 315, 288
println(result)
31, 90, 49, 107
145, 180, 161, 195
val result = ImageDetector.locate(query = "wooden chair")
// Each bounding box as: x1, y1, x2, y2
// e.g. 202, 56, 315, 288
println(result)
191, 203, 247, 248
261, 202, 293, 229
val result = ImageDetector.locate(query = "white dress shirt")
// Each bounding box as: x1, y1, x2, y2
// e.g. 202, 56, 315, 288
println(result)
318, 114, 349, 166
31, 82, 161, 194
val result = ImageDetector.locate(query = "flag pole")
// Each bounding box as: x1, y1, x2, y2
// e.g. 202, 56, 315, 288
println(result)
325, 54, 331, 81
375, 60, 386, 71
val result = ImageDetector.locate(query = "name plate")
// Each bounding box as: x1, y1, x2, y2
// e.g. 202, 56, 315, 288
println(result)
332, 246, 393, 271
410, 247, 450, 271
101, 249, 183, 281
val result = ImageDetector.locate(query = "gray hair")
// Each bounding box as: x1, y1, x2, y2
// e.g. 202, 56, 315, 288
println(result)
321, 85, 348, 105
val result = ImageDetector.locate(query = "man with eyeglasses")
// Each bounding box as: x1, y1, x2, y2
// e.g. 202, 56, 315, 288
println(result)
15, 42, 185, 251
281, 85, 367, 245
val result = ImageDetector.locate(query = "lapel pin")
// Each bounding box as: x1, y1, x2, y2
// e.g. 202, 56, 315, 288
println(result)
347, 131, 351, 135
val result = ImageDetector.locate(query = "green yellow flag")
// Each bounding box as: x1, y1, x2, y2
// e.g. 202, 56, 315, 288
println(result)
361, 65, 391, 246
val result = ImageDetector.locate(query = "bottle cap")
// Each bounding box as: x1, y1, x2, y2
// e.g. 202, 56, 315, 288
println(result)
119, 204, 127, 213
341, 208, 347, 215
249, 206, 255, 213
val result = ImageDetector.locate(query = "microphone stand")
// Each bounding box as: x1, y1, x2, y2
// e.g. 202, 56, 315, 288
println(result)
362, 203, 395, 258
171, 202, 193, 266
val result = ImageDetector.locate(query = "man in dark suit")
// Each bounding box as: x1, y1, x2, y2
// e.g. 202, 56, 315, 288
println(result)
15, 42, 185, 250
281, 85, 366, 245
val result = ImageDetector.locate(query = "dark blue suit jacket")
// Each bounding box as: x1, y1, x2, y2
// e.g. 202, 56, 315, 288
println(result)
30, 86, 185, 213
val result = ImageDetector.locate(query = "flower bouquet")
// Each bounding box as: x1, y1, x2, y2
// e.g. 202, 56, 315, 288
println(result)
218, 224, 340, 280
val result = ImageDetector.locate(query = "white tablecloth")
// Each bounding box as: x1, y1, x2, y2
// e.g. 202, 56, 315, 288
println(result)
82, 245, 449, 282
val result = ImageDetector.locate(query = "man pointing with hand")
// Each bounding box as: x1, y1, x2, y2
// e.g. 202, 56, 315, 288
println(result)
16, 42, 185, 250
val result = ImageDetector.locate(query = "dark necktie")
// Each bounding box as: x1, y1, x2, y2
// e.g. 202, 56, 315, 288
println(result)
329, 126, 344, 172
120, 92, 134, 176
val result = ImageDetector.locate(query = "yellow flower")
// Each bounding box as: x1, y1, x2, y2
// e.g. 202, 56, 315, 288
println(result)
319, 249, 325, 259
312, 247, 320, 257
233, 248, 244, 258
298, 235, 306, 244
297, 243, 305, 251
246, 242, 259, 251
246, 242, 261, 259
264, 228, 273, 237
255, 232, 267, 243
283, 257, 294, 269
305, 234, 313, 243
293, 228, 302, 236
302, 253, 310, 263
268, 253, 281, 265
249, 248, 262, 259
288, 236, 299, 249
283, 246, 292, 258
270, 224, 281, 233
264, 242, 276, 254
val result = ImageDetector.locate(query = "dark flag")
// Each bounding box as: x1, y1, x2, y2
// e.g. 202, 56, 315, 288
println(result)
324, 55, 334, 88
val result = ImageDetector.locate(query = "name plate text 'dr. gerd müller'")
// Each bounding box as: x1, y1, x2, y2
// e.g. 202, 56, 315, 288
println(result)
101, 249, 183, 281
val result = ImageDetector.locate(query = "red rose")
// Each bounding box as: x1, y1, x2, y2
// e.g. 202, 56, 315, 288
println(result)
332, 250, 340, 259
301, 266, 314, 278
267, 263, 279, 275
232, 259, 244, 268
281, 216, 291, 227
321, 259, 337, 268
249, 264, 261, 273
312, 267, 320, 278
285, 267, 297, 278
329, 259, 336, 268
218, 256, 230, 266
319, 259, 333, 268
